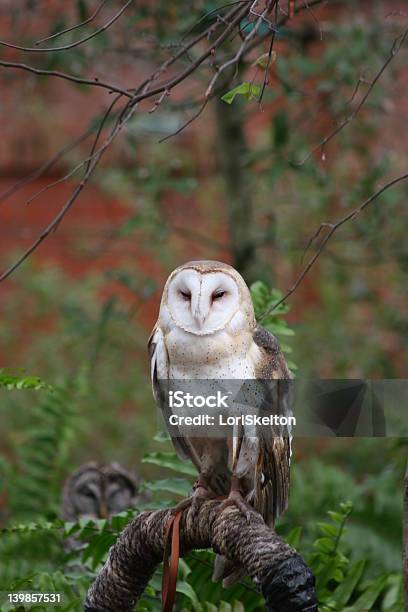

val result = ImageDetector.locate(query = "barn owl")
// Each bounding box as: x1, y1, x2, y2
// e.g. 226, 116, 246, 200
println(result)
148, 260, 291, 585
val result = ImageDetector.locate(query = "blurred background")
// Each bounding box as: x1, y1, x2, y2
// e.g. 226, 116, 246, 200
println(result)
0, 1, 407, 610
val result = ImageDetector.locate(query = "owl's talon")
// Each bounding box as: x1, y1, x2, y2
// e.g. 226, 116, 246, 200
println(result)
171, 483, 211, 517
219, 490, 252, 523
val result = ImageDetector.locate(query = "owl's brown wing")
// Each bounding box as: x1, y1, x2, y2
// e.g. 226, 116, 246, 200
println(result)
252, 325, 292, 526
148, 326, 199, 465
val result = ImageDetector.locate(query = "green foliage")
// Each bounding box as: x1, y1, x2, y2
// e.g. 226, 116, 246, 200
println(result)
0, 4, 406, 611
1, 382, 405, 611
304, 502, 404, 611
221, 82, 261, 104
250, 281, 296, 369
142, 451, 197, 476
0, 370, 52, 391
6, 381, 81, 520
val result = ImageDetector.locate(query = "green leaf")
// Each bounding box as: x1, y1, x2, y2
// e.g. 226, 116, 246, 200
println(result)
63, 521, 80, 537
176, 580, 200, 609
142, 452, 197, 476
265, 322, 295, 336
317, 522, 340, 538
327, 511, 344, 523
382, 574, 403, 609
286, 526, 302, 548
81, 530, 117, 569
143, 478, 192, 497
347, 574, 389, 611
314, 537, 334, 554
221, 82, 261, 104
204, 604, 219, 612
332, 559, 365, 607
0, 369, 53, 391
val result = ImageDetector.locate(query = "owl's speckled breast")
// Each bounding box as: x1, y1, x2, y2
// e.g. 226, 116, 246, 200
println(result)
165, 326, 260, 379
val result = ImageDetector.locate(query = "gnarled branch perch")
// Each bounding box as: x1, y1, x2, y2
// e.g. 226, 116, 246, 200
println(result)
85, 500, 317, 611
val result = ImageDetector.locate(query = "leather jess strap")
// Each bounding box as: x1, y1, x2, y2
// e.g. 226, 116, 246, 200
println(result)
162, 511, 182, 612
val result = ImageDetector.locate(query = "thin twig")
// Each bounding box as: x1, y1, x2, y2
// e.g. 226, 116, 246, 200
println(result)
206, 0, 276, 98
130, 2, 249, 99
295, 27, 408, 165
0, 130, 93, 205
0, 3, 253, 283
258, 172, 408, 319
34, 0, 109, 45
303, 0, 323, 41
0, 0, 337, 283
258, 1, 279, 104
0, 60, 132, 97
25, 95, 122, 207
0, 96, 130, 283
159, 98, 209, 142
0, 0, 134, 52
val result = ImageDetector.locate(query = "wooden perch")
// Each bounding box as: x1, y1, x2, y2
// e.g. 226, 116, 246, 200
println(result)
84, 500, 317, 611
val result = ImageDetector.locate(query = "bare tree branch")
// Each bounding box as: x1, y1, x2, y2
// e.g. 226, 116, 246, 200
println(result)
0, 1, 253, 282
0, 94, 127, 283
159, 98, 209, 142
295, 27, 408, 165
206, 0, 276, 99
25, 94, 123, 208
1, 0, 402, 288
0, 0, 134, 52
0, 129, 93, 205
84, 501, 317, 612
34, 0, 109, 45
259, 171, 408, 319
258, 1, 279, 104
0, 60, 132, 97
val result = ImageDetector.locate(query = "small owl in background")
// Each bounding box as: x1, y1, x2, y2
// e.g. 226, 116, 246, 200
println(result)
60, 462, 149, 522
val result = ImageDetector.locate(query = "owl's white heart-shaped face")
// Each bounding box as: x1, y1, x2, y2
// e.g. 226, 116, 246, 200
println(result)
165, 268, 242, 336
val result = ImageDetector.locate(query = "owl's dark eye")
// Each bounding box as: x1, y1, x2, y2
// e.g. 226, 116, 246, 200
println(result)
179, 289, 191, 301
79, 486, 96, 499
212, 290, 226, 301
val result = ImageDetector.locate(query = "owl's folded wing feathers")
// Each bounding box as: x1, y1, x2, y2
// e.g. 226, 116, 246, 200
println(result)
252, 325, 292, 526
148, 326, 196, 463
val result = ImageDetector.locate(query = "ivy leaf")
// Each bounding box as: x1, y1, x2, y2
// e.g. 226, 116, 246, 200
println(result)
221, 82, 261, 104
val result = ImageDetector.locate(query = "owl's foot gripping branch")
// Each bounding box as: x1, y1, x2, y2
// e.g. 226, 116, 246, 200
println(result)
84, 500, 317, 612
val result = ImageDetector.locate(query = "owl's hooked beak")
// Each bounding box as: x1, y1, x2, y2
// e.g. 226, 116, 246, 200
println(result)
191, 293, 209, 329
99, 502, 109, 519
